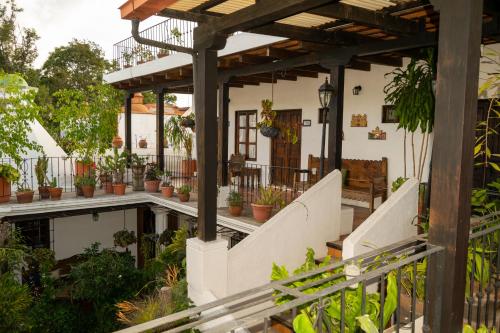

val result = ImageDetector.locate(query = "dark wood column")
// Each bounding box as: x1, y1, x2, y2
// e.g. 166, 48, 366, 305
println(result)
327, 65, 345, 171
124, 92, 133, 155
426, 0, 483, 331
155, 88, 165, 171
194, 47, 221, 242
217, 79, 230, 186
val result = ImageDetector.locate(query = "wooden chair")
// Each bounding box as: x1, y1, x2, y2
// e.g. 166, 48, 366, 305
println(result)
228, 154, 245, 182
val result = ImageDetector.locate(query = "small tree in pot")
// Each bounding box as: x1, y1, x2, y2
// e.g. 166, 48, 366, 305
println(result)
103, 148, 128, 195
177, 184, 191, 202
98, 161, 114, 194
160, 171, 174, 198
251, 187, 284, 222
48, 177, 63, 201
227, 191, 243, 217
35, 155, 50, 199
75, 172, 97, 198
131, 154, 146, 191
144, 163, 163, 193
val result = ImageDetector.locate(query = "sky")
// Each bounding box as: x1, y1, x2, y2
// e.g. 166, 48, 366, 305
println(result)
14, 0, 192, 105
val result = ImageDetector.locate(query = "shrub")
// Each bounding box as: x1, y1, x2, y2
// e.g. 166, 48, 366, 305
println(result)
0, 273, 32, 332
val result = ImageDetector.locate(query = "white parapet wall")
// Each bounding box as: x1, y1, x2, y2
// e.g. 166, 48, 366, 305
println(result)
342, 178, 419, 259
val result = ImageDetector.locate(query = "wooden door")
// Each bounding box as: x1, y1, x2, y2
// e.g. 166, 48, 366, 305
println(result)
271, 109, 302, 187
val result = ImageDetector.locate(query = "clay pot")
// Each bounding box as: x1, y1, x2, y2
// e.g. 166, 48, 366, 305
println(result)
38, 186, 51, 200
178, 192, 190, 202
76, 185, 83, 196
49, 187, 63, 201
228, 205, 243, 217
103, 181, 114, 194
157, 51, 169, 58
16, 191, 34, 204
144, 180, 161, 193
251, 203, 273, 222
138, 139, 148, 149
75, 161, 95, 177
113, 183, 127, 195
161, 186, 175, 198
81, 185, 95, 198
0, 177, 11, 203
112, 135, 124, 148
181, 159, 197, 177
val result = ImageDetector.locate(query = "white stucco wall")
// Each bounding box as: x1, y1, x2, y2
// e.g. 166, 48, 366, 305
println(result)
225, 170, 342, 295
52, 209, 138, 260
227, 63, 433, 192
342, 178, 419, 259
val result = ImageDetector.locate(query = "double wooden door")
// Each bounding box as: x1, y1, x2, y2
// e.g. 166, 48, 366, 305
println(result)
271, 109, 302, 187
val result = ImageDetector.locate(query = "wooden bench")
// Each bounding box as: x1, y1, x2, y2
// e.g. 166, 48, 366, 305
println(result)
299, 155, 388, 212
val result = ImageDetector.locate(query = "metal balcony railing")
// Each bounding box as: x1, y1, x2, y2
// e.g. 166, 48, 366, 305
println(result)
112, 18, 197, 71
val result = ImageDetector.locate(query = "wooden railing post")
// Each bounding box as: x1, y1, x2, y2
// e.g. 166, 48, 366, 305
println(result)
426, 0, 483, 331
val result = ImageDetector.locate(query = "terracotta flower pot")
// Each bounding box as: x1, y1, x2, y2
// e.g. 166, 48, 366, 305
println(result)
75, 161, 95, 176
0, 177, 11, 203
178, 192, 190, 202
228, 205, 243, 217
112, 135, 124, 148
49, 187, 63, 201
103, 181, 114, 194
161, 186, 175, 198
251, 203, 273, 222
81, 185, 95, 198
138, 138, 148, 149
144, 180, 161, 193
16, 191, 34, 204
113, 183, 127, 195
38, 186, 51, 200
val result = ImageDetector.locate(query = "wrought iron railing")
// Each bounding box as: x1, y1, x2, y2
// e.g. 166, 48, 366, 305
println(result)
112, 18, 196, 70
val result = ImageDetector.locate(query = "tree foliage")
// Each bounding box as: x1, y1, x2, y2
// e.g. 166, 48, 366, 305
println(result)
0, 72, 42, 164
0, 0, 40, 86
53, 83, 121, 159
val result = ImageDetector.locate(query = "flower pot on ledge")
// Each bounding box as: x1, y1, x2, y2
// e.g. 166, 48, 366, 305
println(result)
161, 186, 174, 198
16, 191, 34, 204
113, 183, 126, 195
38, 186, 50, 200
49, 187, 63, 201
178, 192, 190, 202
0, 177, 11, 203
251, 203, 273, 222
144, 180, 161, 193
81, 185, 95, 198
228, 205, 243, 217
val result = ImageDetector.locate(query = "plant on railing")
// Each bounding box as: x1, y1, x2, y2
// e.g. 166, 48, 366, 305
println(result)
122, 50, 134, 67
134, 45, 153, 64
384, 49, 435, 181
271, 248, 398, 332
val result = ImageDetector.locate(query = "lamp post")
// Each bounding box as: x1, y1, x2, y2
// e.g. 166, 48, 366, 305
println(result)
318, 77, 335, 178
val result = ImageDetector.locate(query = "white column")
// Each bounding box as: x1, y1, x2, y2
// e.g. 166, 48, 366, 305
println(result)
151, 207, 169, 235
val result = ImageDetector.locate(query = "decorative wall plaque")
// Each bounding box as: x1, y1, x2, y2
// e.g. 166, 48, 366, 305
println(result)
351, 114, 368, 127
368, 126, 387, 140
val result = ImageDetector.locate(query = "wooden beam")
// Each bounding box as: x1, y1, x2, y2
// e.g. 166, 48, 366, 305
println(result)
266, 46, 302, 59
155, 88, 165, 171
124, 93, 133, 156
287, 69, 319, 78
309, 2, 420, 35
158, 8, 213, 22
426, 0, 484, 331
194, 0, 339, 46
194, 47, 220, 242
327, 65, 345, 171
346, 60, 371, 71
191, 0, 226, 13
217, 79, 229, 186
356, 55, 403, 67
237, 54, 270, 64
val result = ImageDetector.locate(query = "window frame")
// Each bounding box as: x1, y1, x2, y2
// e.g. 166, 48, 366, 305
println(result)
235, 110, 258, 161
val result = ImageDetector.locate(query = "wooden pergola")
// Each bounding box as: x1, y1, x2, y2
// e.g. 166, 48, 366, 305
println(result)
116, 0, 500, 331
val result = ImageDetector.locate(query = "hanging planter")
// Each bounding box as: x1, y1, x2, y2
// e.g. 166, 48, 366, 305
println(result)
257, 99, 279, 138
113, 229, 137, 248
138, 138, 148, 149
180, 114, 195, 129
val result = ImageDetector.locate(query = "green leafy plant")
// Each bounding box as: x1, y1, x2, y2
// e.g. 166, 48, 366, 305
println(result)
227, 190, 243, 207
463, 324, 497, 333
177, 184, 191, 195
384, 49, 435, 181
0, 273, 32, 332
145, 163, 163, 181
391, 177, 408, 192
35, 155, 49, 187
0, 164, 20, 183
74, 173, 97, 187
16, 183, 33, 192
257, 99, 276, 128
48, 177, 58, 188
255, 186, 285, 207
165, 115, 193, 158
114, 230, 137, 248
104, 147, 128, 183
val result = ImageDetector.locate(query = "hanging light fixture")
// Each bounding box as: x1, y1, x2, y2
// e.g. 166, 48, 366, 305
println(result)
318, 77, 335, 109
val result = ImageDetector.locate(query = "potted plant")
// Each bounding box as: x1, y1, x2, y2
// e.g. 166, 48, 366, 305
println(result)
180, 113, 195, 129
113, 229, 137, 249
123, 51, 134, 68
35, 155, 50, 200
104, 148, 128, 196
144, 163, 163, 193
138, 138, 148, 148
75, 173, 96, 198
0, 165, 19, 203
16, 184, 34, 204
98, 161, 114, 194
257, 99, 279, 138
157, 48, 169, 58
48, 177, 63, 201
160, 171, 174, 198
131, 154, 146, 191
177, 184, 191, 202
166, 115, 196, 176
251, 187, 284, 222
227, 190, 243, 217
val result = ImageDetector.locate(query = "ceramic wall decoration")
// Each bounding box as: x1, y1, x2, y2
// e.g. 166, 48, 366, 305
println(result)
368, 126, 387, 140
351, 114, 368, 127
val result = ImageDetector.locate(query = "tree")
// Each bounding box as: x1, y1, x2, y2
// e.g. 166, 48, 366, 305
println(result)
142, 90, 177, 105
40, 39, 113, 94
53, 84, 121, 159
0, 0, 40, 86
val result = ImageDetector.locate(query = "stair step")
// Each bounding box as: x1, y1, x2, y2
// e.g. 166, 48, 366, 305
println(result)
326, 235, 348, 260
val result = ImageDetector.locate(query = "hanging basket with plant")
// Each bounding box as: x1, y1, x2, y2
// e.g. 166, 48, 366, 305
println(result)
113, 229, 137, 248
257, 99, 279, 138
180, 113, 195, 129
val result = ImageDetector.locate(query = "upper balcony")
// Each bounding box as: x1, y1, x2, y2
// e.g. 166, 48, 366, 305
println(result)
112, 18, 197, 71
